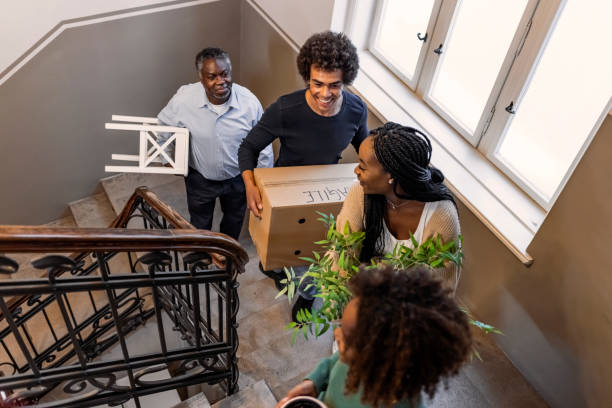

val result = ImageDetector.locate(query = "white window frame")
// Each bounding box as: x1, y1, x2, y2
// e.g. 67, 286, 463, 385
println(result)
476, 0, 610, 210
351, 0, 611, 211
368, 0, 443, 91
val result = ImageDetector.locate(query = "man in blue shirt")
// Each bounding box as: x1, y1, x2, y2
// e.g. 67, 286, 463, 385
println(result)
158, 47, 273, 240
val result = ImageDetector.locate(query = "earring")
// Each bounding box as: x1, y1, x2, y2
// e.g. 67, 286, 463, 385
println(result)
388, 178, 394, 184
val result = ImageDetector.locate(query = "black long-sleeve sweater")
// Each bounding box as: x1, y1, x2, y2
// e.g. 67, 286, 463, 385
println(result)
238, 89, 368, 171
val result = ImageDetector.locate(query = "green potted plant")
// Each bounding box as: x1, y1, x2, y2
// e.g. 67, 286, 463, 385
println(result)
278, 212, 501, 355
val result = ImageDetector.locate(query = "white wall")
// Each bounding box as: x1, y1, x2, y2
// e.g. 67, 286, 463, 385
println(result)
250, 0, 336, 46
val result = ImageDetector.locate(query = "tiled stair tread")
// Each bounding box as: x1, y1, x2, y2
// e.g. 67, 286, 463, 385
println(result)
147, 177, 190, 221
428, 372, 490, 408
44, 215, 78, 228
69, 192, 116, 228
235, 297, 334, 397
170, 392, 211, 408
212, 380, 276, 408
100, 173, 181, 215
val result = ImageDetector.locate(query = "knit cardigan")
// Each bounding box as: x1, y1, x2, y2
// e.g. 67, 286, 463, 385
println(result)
335, 183, 461, 291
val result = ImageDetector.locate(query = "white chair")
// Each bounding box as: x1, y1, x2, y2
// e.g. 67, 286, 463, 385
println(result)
105, 115, 189, 176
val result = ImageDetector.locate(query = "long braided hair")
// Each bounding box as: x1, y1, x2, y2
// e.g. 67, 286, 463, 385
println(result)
360, 122, 455, 262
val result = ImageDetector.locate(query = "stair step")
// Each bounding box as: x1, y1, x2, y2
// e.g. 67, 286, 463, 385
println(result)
212, 380, 276, 408
116, 368, 182, 408
170, 392, 211, 408
100, 173, 180, 215
69, 192, 116, 228
146, 177, 190, 221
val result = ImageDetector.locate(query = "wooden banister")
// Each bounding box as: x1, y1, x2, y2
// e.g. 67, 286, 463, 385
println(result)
0, 186, 247, 269
111, 186, 194, 230
0, 226, 248, 267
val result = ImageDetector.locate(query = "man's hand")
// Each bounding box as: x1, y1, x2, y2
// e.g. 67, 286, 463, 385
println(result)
245, 184, 263, 218
242, 170, 263, 218
275, 380, 317, 408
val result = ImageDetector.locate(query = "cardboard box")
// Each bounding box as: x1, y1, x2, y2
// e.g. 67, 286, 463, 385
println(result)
249, 163, 357, 271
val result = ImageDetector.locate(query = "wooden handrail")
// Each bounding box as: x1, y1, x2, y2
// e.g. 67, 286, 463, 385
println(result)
0, 186, 248, 270
111, 186, 194, 230
0, 227, 248, 268
110, 186, 240, 267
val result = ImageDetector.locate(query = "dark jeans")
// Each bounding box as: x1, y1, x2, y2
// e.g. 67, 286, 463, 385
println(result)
184, 168, 246, 240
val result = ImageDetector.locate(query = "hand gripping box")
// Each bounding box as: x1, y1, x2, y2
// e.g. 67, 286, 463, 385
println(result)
249, 163, 357, 271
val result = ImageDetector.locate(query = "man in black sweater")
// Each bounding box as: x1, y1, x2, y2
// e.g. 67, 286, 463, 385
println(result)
238, 31, 368, 218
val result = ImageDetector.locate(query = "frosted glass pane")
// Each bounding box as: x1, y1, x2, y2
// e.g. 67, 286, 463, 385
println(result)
497, 0, 612, 201
374, 0, 435, 82
429, 0, 527, 133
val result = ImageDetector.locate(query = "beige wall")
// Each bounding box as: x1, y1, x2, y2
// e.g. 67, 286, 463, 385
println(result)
248, 0, 336, 47
459, 114, 612, 408
0, 0, 241, 224
241, 2, 612, 407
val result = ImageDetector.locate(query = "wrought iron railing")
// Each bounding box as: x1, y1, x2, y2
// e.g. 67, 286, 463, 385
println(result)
0, 187, 248, 407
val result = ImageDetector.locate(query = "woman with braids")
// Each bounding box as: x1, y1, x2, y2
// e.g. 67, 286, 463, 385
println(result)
291, 122, 461, 319
341, 121, 460, 288
276, 265, 472, 408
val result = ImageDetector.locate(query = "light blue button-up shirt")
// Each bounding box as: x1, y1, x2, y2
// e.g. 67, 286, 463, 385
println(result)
157, 82, 273, 180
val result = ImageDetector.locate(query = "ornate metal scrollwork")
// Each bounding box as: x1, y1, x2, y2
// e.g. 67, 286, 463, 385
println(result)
0, 187, 247, 404
0, 255, 18, 275
183, 252, 212, 272
138, 251, 172, 274
26, 294, 42, 307
0, 361, 17, 376
133, 363, 170, 387
62, 373, 125, 395
32, 255, 84, 282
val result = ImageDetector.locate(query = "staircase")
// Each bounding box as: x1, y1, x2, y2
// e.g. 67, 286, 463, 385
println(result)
1, 172, 333, 407
0, 172, 549, 408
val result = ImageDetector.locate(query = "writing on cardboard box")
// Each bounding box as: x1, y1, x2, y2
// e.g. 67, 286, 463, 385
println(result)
302, 186, 350, 203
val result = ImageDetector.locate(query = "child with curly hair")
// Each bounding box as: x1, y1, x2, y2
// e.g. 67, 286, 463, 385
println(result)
276, 265, 472, 408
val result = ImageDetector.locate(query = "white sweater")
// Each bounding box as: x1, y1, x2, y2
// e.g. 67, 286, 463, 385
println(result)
336, 183, 461, 291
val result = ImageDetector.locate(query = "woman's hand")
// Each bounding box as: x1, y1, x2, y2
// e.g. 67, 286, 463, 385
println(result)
275, 380, 317, 407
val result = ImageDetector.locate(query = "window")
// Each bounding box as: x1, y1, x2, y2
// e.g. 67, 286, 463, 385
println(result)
369, 0, 437, 89
358, 0, 612, 210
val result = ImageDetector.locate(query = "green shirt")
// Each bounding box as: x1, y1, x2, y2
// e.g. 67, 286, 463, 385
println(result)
306, 352, 423, 408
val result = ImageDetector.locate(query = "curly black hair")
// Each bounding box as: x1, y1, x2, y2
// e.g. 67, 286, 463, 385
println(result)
195, 47, 229, 71
345, 265, 472, 406
361, 122, 456, 262
296, 31, 359, 85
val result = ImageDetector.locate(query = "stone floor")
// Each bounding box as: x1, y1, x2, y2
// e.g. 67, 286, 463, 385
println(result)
23, 173, 550, 407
